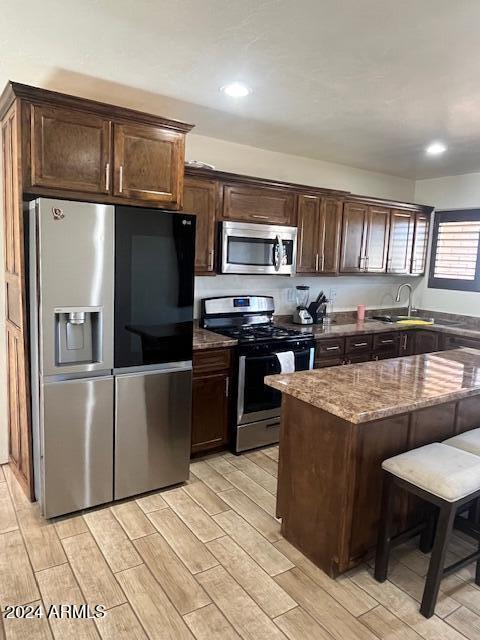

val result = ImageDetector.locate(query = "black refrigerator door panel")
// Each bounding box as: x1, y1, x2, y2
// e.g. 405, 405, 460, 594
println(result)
114, 207, 195, 368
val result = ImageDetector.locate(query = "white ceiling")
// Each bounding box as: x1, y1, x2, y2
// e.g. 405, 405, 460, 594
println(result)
2, 0, 480, 179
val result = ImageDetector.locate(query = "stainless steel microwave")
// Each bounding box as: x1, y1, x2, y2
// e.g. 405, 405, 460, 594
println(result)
220, 221, 297, 275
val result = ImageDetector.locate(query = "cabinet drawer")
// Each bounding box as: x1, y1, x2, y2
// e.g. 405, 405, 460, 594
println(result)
193, 348, 231, 375
345, 353, 372, 364
221, 184, 295, 225
345, 335, 373, 354
315, 337, 345, 356
315, 356, 345, 368
373, 332, 398, 352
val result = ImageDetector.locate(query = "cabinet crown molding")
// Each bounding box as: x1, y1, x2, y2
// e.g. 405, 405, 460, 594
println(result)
0, 81, 195, 133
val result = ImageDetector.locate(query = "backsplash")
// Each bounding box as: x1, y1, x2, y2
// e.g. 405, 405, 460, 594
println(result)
194, 274, 423, 319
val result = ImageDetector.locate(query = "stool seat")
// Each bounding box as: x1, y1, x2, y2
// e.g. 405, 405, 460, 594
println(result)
382, 442, 480, 502
444, 428, 480, 456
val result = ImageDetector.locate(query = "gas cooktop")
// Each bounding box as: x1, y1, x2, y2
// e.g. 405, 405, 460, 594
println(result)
214, 323, 309, 344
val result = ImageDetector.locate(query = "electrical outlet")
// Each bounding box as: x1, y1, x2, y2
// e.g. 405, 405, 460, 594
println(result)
329, 288, 337, 302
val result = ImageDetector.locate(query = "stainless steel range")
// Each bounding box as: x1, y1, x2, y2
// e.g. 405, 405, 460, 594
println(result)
201, 296, 315, 452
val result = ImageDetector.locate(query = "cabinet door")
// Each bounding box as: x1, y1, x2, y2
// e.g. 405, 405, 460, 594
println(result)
411, 213, 429, 274
183, 177, 218, 274
113, 123, 184, 206
296, 195, 321, 273
31, 104, 111, 194
191, 373, 229, 453
365, 206, 390, 272
320, 197, 343, 273
221, 184, 295, 225
387, 210, 415, 273
339, 202, 368, 272
414, 330, 439, 354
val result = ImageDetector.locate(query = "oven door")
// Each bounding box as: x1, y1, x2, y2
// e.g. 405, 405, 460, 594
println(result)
221, 221, 297, 275
237, 346, 314, 425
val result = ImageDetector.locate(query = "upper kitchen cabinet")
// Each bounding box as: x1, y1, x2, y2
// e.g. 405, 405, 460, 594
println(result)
221, 183, 295, 225
411, 212, 430, 274
113, 123, 184, 205
339, 202, 368, 272
365, 206, 390, 272
30, 104, 111, 194
387, 209, 415, 273
4, 82, 194, 208
183, 175, 218, 274
296, 194, 342, 273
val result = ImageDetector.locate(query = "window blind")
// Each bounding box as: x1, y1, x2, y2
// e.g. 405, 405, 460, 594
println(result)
432, 220, 480, 280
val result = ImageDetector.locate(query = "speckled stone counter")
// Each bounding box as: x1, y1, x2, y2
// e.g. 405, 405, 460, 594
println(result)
266, 347, 480, 423
193, 327, 237, 351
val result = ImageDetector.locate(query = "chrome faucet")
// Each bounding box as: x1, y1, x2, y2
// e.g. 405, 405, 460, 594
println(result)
395, 283, 414, 316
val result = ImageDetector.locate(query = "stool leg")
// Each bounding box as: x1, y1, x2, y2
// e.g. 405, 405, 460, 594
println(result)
375, 473, 395, 582
419, 505, 437, 554
420, 502, 456, 618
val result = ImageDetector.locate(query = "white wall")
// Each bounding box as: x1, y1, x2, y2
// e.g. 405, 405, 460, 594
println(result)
414, 172, 480, 317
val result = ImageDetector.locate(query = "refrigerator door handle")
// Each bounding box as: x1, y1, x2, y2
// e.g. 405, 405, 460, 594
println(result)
113, 361, 192, 376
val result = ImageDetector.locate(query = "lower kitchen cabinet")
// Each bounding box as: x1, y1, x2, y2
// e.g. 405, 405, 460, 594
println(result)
413, 330, 439, 354
191, 348, 232, 455
440, 333, 480, 351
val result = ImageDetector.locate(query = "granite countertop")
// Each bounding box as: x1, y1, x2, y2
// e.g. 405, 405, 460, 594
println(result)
193, 327, 237, 350
265, 348, 480, 424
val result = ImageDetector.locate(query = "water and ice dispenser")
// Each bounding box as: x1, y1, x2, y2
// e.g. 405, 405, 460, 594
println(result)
55, 307, 102, 365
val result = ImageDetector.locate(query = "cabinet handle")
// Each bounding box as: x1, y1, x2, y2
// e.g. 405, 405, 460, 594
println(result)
402, 334, 408, 350
326, 346, 340, 351
252, 214, 269, 220
380, 339, 394, 344
105, 163, 110, 191
225, 377, 229, 397
315, 253, 319, 271
208, 249, 214, 270
353, 342, 368, 348
321, 254, 325, 271
119, 165, 124, 193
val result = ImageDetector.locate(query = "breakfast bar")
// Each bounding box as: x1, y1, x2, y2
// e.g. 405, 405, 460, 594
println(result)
265, 348, 480, 577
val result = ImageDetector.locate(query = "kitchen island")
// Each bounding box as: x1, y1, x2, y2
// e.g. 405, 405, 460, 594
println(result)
265, 348, 480, 577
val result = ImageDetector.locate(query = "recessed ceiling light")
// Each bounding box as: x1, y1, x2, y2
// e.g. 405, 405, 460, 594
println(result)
426, 142, 447, 155
220, 82, 252, 98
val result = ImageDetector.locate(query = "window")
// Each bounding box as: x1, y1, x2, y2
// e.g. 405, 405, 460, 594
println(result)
429, 209, 480, 291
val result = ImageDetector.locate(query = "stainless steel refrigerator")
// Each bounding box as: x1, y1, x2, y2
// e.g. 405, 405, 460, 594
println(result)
29, 198, 195, 518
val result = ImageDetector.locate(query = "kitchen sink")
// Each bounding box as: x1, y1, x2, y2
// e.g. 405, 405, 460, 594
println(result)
372, 315, 436, 324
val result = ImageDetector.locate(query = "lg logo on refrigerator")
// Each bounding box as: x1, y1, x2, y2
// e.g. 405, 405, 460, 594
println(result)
52, 208, 65, 220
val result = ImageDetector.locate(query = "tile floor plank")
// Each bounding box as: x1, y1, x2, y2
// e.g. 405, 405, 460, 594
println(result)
225, 456, 277, 495
213, 510, 292, 576
183, 603, 241, 640
116, 564, 194, 640
207, 535, 296, 618
84, 509, 142, 573
162, 488, 224, 542
275, 567, 378, 640
196, 565, 286, 640
205, 457, 237, 476
110, 503, 155, 540
273, 606, 334, 640
245, 450, 278, 478
61, 532, 126, 610
53, 516, 88, 540
262, 446, 279, 462
147, 508, 218, 574
223, 470, 277, 516
16, 507, 67, 572
446, 605, 480, 640
3, 467, 30, 512
0, 530, 40, 609
0, 466, 5, 483
189, 462, 233, 493
0, 482, 17, 535
275, 538, 377, 617
94, 602, 147, 640
134, 533, 210, 615
135, 493, 168, 514
359, 605, 423, 640
183, 482, 229, 516
36, 563, 100, 640
2, 600, 53, 640
218, 489, 282, 543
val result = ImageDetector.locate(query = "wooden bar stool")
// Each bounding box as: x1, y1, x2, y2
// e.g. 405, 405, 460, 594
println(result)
375, 442, 480, 618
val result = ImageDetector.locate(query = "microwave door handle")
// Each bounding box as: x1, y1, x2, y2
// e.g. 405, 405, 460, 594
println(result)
274, 235, 283, 271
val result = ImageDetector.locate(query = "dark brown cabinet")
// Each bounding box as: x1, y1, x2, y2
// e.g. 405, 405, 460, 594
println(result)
387, 210, 415, 274
183, 176, 218, 274
365, 206, 390, 272
340, 202, 368, 273
372, 332, 399, 359
411, 212, 429, 275
192, 348, 232, 454
414, 330, 439, 354
30, 104, 111, 194
221, 183, 295, 225
296, 195, 342, 273
113, 123, 184, 206
315, 337, 345, 367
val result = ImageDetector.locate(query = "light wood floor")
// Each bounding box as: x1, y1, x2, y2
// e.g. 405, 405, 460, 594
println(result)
1, 447, 479, 639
